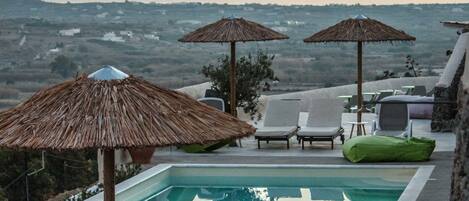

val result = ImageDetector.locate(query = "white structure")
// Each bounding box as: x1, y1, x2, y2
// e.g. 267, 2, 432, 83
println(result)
119, 30, 133, 38
96, 12, 108, 19
272, 26, 288, 32
101, 32, 125, 42
143, 34, 160, 40
48, 48, 61, 54
286, 20, 306, 25
176, 20, 201, 25
59, 28, 81, 36
452, 7, 464, 13
437, 31, 469, 87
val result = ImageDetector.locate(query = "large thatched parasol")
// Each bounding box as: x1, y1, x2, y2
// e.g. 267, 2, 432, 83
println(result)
304, 15, 415, 134
179, 17, 289, 117
0, 66, 256, 201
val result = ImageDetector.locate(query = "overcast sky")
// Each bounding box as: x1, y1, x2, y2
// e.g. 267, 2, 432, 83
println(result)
42, 0, 469, 6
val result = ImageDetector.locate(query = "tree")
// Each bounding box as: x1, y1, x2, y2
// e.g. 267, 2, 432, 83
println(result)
0, 150, 98, 201
50, 55, 78, 78
0, 187, 6, 201
375, 70, 396, 80
405, 55, 422, 77
201, 50, 277, 120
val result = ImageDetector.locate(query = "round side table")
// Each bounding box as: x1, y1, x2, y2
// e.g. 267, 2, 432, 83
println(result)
348, 121, 368, 139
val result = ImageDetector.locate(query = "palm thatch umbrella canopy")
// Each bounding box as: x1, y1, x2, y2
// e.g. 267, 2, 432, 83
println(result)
304, 15, 415, 134
179, 17, 289, 117
0, 66, 256, 201
441, 21, 469, 30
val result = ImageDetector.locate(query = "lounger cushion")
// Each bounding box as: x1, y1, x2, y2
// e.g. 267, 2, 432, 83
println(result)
343, 136, 435, 163
255, 126, 297, 133
298, 127, 340, 137
255, 126, 297, 137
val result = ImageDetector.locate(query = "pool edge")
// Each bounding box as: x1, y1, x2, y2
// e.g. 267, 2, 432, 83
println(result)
87, 163, 434, 201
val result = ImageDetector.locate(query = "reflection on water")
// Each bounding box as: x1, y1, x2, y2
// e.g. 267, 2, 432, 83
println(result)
145, 186, 403, 201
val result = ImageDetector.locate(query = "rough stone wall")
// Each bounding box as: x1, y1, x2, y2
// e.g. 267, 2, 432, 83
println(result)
432, 55, 466, 132
450, 83, 469, 201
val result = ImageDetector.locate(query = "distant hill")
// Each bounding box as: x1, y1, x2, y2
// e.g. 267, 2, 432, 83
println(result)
0, 1, 467, 93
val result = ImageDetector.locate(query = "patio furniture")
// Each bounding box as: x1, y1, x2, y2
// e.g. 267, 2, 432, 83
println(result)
344, 95, 358, 112
379, 95, 433, 119
375, 90, 394, 101
297, 99, 344, 150
412, 85, 427, 96
204, 89, 221, 98
348, 121, 368, 139
372, 98, 413, 138
303, 15, 415, 130
198, 97, 225, 112
181, 97, 232, 153
402, 85, 415, 95
342, 135, 435, 162
255, 99, 301, 149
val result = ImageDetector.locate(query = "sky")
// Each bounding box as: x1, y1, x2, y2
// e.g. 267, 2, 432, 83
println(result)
42, 0, 469, 6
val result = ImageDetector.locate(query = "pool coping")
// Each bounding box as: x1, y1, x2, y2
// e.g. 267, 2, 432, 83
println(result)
87, 164, 435, 201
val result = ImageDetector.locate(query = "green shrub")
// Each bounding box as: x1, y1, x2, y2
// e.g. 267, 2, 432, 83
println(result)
201, 50, 277, 120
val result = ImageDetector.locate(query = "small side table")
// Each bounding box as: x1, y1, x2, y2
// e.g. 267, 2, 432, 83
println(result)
348, 121, 368, 139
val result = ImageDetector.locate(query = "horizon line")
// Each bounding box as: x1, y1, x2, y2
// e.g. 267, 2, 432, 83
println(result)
41, 0, 469, 7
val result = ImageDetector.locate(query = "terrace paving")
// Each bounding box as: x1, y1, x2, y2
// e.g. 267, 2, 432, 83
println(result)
154, 113, 456, 157
149, 112, 456, 201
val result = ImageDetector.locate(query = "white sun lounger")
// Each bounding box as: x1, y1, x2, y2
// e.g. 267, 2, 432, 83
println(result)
255, 99, 301, 149
297, 99, 344, 150
373, 97, 413, 138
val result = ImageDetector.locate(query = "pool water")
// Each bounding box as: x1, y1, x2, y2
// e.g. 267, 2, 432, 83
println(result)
87, 165, 432, 201
145, 186, 403, 201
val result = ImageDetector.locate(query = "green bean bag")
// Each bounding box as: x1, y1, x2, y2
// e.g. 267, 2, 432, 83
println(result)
343, 136, 435, 163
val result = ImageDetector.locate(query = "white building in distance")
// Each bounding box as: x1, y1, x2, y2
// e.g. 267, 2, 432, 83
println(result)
59, 28, 81, 36
101, 32, 125, 42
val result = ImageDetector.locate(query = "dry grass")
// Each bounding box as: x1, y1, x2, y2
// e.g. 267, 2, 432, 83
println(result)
0, 75, 255, 150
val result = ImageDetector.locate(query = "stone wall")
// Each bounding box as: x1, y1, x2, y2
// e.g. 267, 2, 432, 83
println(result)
432, 55, 466, 132
450, 74, 469, 201
450, 48, 469, 201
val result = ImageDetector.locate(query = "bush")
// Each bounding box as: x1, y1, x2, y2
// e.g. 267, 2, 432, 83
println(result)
50, 55, 78, 78
0, 187, 6, 201
201, 50, 277, 119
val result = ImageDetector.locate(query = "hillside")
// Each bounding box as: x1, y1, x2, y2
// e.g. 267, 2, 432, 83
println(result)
0, 0, 467, 108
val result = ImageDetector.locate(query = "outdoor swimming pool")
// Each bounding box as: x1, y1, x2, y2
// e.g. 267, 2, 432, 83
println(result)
87, 164, 434, 201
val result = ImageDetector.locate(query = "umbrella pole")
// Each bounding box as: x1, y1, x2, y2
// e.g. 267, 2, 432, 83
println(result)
229, 41, 237, 117
357, 41, 363, 135
103, 149, 115, 201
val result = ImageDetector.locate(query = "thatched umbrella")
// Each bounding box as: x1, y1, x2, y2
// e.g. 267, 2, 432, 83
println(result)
304, 15, 415, 134
0, 66, 256, 201
179, 17, 289, 117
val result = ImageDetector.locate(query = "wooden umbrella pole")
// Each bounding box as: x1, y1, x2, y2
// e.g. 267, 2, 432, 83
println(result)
103, 149, 115, 201
357, 41, 363, 135
229, 41, 237, 117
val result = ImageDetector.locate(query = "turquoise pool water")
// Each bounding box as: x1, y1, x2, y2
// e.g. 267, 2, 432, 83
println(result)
87, 165, 427, 201
145, 185, 403, 201
138, 167, 409, 201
